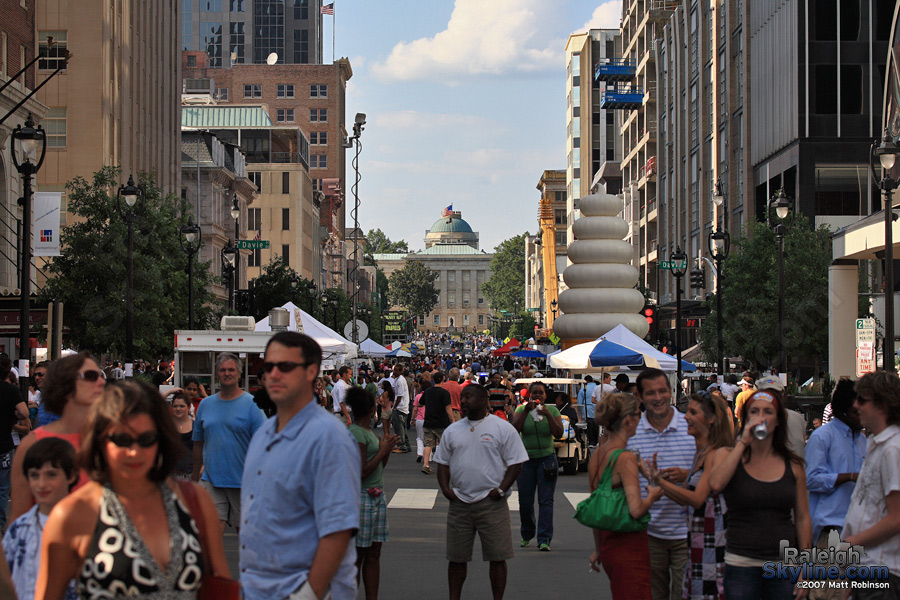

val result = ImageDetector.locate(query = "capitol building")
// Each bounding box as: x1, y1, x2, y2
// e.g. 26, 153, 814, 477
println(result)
373, 210, 493, 332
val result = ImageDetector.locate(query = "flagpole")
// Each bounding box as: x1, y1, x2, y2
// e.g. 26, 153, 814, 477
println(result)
332, 3, 335, 63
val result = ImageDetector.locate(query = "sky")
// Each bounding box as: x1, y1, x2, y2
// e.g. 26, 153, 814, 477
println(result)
329, 0, 622, 252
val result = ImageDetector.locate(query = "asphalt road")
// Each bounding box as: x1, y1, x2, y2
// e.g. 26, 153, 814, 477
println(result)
223, 439, 615, 599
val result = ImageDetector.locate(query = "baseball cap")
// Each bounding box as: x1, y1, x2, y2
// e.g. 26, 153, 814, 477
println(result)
755, 376, 784, 393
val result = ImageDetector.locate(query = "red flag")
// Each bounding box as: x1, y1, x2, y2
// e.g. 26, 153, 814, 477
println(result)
321, 3, 334, 15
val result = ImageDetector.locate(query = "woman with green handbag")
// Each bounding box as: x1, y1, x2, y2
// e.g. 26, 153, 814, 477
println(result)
585, 393, 662, 600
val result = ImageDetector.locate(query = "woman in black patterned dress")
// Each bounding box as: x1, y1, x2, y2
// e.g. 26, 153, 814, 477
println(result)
36, 380, 230, 599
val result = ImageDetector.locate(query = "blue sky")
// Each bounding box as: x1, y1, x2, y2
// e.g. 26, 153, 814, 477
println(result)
329, 0, 621, 252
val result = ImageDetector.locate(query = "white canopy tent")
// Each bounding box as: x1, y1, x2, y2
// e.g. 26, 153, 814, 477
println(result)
360, 338, 390, 357
255, 302, 358, 358
601, 324, 679, 371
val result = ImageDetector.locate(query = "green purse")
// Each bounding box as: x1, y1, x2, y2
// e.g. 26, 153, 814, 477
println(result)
573, 449, 651, 532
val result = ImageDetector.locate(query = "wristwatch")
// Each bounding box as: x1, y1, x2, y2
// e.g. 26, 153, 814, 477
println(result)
494, 487, 511, 498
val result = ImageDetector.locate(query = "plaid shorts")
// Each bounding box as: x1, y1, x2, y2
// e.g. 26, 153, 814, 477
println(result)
357, 489, 389, 548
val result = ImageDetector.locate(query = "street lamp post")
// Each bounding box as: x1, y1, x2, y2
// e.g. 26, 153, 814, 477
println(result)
116, 175, 143, 376
222, 241, 237, 310
709, 182, 731, 377
873, 130, 900, 371
550, 299, 558, 321
770, 189, 793, 375
230, 194, 240, 312
11, 113, 46, 396
180, 218, 202, 329
671, 247, 688, 395
344, 113, 366, 344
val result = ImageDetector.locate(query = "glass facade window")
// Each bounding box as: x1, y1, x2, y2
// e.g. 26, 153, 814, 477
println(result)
182, 2, 194, 51
294, 0, 308, 19
201, 0, 222, 10
230, 22, 245, 63
231, 0, 245, 10
293, 29, 308, 63
254, 0, 284, 64
203, 22, 223, 67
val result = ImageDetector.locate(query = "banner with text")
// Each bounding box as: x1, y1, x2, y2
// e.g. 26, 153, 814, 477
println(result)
33, 192, 62, 256
383, 311, 408, 335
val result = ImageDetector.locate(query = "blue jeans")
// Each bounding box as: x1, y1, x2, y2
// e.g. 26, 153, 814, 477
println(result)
516, 453, 558, 545
725, 564, 795, 600
0, 448, 14, 532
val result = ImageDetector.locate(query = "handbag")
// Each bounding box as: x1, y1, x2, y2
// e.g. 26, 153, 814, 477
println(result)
178, 481, 242, 600
573, 449, 650, 532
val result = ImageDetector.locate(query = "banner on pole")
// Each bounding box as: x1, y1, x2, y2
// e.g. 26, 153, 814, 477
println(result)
33, 192, 62, 256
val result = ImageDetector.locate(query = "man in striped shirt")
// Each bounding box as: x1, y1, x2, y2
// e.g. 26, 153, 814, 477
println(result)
629, 368, 696, 600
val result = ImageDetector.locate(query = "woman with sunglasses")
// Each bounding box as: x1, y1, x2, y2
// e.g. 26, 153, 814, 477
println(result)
10, 352, 106, 522
708, 389, 811, 600
36, 379, 229, 599
643, 392, 733, 600
170, 392, 195, 480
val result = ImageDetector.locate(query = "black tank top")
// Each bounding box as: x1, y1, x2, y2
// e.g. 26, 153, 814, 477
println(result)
77, 484, 204, 598
722, 457, 797, 560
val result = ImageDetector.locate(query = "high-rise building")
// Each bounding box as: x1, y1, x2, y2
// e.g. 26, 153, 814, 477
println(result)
182, 0, 324, 66
565, 30, 622, 254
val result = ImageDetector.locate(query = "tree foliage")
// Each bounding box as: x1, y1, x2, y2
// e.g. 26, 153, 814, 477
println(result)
387, 260, 439, 319
249, 255, 320, 321
481, 233, 528, 313
321, 287, 352, 331
365, 228, 408, 256
699, 216, 832, 371
40, 166, 218, 358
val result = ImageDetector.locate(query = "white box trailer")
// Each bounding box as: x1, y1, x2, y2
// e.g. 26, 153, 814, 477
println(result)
173, 329, 275, 394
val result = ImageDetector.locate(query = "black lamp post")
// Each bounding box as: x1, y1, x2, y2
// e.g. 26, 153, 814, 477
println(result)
230, 194, 240, 311
180, 217, 202, 329
709, 181, 731, 377
671, 247, 688, 394
550, 299, 558, 321
873, 130, 900, 371
770, 188, 793, 375
116, 175, 143, 376
222, 241, 237, 310
11, 113, 46, 396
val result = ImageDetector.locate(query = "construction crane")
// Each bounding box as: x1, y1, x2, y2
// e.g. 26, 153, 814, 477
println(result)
538, 197, 560, 330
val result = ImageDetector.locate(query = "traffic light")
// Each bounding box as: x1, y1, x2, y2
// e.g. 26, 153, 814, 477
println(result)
690, 267, 706, 289
642, 304, 659, 344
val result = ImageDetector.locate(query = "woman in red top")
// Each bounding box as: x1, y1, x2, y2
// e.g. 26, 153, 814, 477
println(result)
9, 351, 106, 520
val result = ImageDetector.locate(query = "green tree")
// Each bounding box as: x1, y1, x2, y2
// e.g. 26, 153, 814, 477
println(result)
388, 260, 439, 320
481, 233, 528, 313
249, 255, 320, 321
365, 228, 409, 257
40, 166, 218, 358
321, 287, 351, 331
699, 216, 832, 371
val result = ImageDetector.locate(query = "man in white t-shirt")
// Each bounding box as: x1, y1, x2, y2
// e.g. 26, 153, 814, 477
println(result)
389, 364, 411, 453
590, 372, 616, 405
433, 383, 528, 600
330, 365, 353, 424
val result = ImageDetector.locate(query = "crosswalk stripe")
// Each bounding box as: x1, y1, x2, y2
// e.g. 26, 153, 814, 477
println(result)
386, 488, 590, 511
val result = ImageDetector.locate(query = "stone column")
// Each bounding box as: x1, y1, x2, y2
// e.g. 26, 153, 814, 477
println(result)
828, 259, 859, 379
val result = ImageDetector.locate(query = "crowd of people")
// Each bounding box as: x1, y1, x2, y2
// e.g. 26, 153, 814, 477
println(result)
0, 334, 895, 600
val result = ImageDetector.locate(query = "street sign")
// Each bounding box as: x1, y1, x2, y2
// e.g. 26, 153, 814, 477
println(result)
526, 308, 540, 312
236, 240, 270, 250
660, 259, 687, 271
856, 318, 876, 377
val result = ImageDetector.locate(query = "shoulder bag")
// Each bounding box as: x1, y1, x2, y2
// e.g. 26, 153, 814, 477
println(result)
573, 449, 650, 532
178, 480, 242, 600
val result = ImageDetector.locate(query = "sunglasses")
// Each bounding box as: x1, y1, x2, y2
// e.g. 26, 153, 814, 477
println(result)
262, 361, 309, 374
79, 370, 107, 382
107, 432, 159, 448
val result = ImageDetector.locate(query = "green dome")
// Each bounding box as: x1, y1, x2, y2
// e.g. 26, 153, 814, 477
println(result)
429, 215, 474, 234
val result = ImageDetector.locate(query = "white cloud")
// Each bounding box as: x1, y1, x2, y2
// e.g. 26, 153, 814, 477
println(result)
371, 0, 562, 83
374, 110, 497, 134
576, 1, 622, 33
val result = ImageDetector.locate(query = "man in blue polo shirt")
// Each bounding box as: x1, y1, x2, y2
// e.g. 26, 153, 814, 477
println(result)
576, 376, 598, 445
240, 331, 360, 600
629, 368, 695, 600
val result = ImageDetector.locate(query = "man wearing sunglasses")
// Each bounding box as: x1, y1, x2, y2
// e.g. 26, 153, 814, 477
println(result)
192, 352, 266, 536
241, 331, 360, 600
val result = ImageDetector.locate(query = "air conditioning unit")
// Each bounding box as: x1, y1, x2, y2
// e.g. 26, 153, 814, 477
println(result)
220, 316, 256, 331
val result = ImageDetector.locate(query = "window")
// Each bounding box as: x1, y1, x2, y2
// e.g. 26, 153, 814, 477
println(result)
276, 108, 294, 122
38, 32, 67, 70
187, 55, 197, 67
310, 108, 327, 122
463, 271, 470, 282
310, 154, 327, 168
202, 22, 223, 67
248, 172, 262, 189
310, 132, 327, 145
293, 29, 309, 63
244, 84, 261, 98
448, 271, 455, 282
282, 244, 290, 266
433, 315, 440, 326
229, 22, 245, 63
478, 314, 484, 325
478, 297, 484, 304
310, 84, 327, 98
231, 0, 245, 10
282, 172, 290, 194
554, 209, 566, 225
463, 291, 470, 304
448, 291, 455, 307
277, 84, 294, 98
44, 108, 66, 147
293, 0, 308, 19
248, 207, 261, 230
216, 87, 228, 101
463, 314, 470, 326
201, 0, 222, 10
282, 208, 290, 229
248, 248, 261, 267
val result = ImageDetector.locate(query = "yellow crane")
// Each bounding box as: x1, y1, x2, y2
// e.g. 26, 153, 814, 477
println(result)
538, 197, 559, 330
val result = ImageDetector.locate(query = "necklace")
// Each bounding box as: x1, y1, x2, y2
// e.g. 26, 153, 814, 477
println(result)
468, 416, 487, 432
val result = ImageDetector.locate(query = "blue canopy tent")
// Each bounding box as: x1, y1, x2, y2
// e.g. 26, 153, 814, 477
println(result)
511, 349, 547, 359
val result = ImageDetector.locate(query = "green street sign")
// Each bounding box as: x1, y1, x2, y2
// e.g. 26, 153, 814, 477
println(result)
526, 308, 540, 312
660, 259, 686, 271
236, 240, 270, 250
